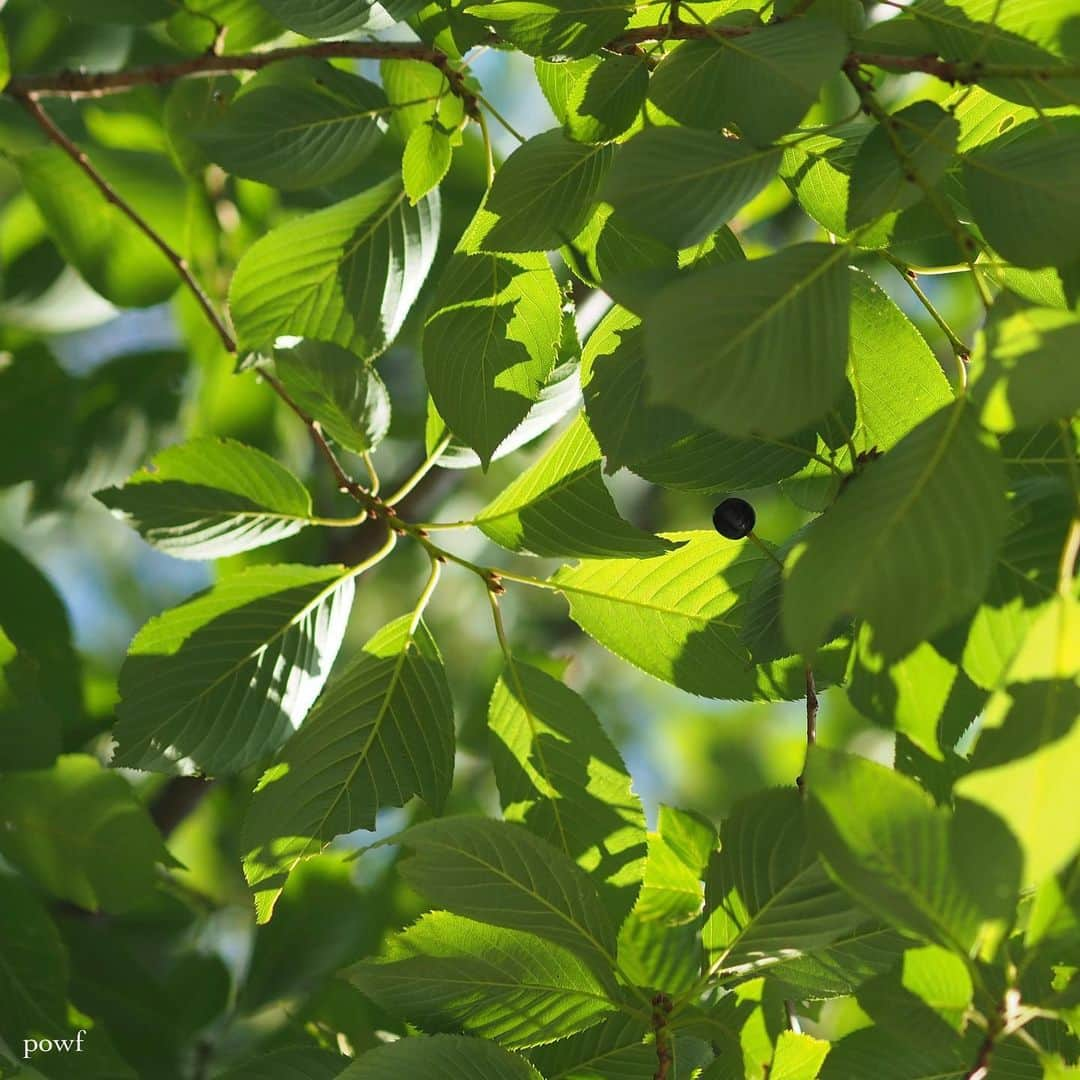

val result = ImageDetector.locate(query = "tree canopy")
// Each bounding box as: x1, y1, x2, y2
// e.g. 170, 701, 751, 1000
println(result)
0, 0, 1078, 1077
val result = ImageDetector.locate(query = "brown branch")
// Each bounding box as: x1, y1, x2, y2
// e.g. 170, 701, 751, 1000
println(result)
796, 665, 818, 793
651, 993, 674, 1080
13, 92, 238, 354
7, 38, 479, 115
7, 29, 1080, 104
964, 1029, 995, 1080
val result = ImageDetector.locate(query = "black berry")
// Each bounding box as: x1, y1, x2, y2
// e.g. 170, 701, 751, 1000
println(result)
712, 497, 756, 540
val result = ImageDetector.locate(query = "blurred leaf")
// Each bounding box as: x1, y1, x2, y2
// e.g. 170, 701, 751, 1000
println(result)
0, 873, 68, 1047
0, 540, 80, 770
42, 0, 172, 21
259, 0, 426, 35
0, 755, 172, 913
218, 1047, 349, 1080
768, 1030, 831, 1080
230, 178, 440, 358
20, 146, 189, 308
243, 615, 454, 922
114, 564, 355, 775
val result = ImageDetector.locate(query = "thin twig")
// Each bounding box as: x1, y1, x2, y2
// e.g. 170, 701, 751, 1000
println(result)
964, 1029, 995, 1080
883, 253, 971, 391
14, 92, 237, 354
797, 665, 818, 793
9, 30, 1080, 104
386, 432, 453, 507
651, 993, 674, 1080
843, 60, 992, 311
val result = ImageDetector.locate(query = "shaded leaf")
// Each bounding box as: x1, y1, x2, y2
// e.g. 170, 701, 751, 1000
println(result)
274, 339, 392, 454
644, 243, 851, 438
602, 127, 780, 248
230, 177, 440, 358
243, 615, 454, 921
114, 563, 355, 775
345, 911, 616, 1048
489, 662, 646, 924
476, 415, 677, 558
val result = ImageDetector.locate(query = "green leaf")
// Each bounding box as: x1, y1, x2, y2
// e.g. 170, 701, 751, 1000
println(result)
229, 176, 440, 358
963, 120, 1080, 269
391, 816, 619, 976
553, 531, 850, 701
42, 0, 173, 21
0, 873, 68, 1047
970, 294, 1080, 432
956, 684, 1080, 886
168, 0, 284, 52
820, 1025, 970, 1079
481, 131, 612, 253
856, 945, 973, 1050
769, 1031, 831, 1080
423, 208, 564, 466
961, 478, 1073, 690
648, 20, 848, 144
0, 540, 80, 770
784, 403, 1009, 660
847, 102, 959, 228
846, 268, 954, 450
581, 304, 818, 489
463, 0, 631, 59
489, 662, 646, 923
242, 615, 454, 922
194, 63, 390, 190
337, 1035, 543, 1079
218, 1047, 349, 1080
273, 339, 391, 454
114, 563, 355, 775
564, 53, 647, 143
345, 911, 616, 1048
404, 123, 453, 203
239, 851, 373, 1011
19, 146, 189, 308
767, 926, 911, 1000
526, 1014, 653, 1078
848, 629, 985, 760
644, 243, 851, 437
626, 805, 714, 927
806, 747, 986, 952
380, 59, 465, 139
909, 0, 1080, 108
0, 755, 172, 912
703, 788, 866, 979
601, 127, 780, 248
95, 436, 315, 560
258, 0, 424, 35
476, 415, 678, 558
0, 27, 10, 92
